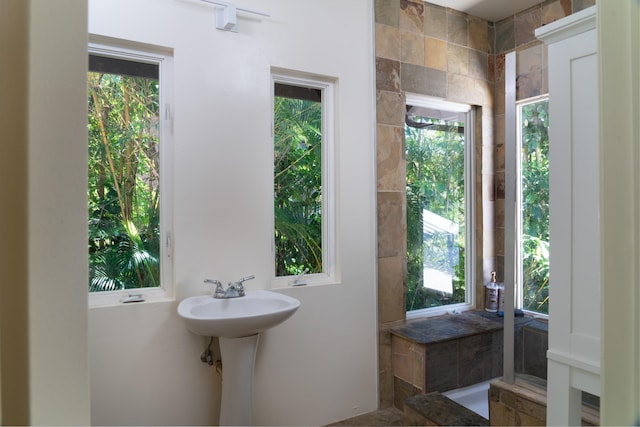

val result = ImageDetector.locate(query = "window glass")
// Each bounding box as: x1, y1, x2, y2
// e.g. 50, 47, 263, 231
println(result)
405, 101, 471, 312
88, 51, 166, 293
518, 98, 550, 314
273, 82, 323, 277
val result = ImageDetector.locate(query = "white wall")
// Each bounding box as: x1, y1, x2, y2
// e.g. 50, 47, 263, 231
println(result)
0, 0, 91, 424
88, 0, 378, 425
599, 1, 640, 424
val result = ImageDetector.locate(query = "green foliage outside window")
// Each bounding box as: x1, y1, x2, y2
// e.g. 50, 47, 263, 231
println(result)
520, 100, 550, 314
406, 116, 466, 312
273, 91, 322, 277
88, 69, 161, 292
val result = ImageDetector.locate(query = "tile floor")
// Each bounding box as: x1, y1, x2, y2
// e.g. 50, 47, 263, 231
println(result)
326, 407, 404, 426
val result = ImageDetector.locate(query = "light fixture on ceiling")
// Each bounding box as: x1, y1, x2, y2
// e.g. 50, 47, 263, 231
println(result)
200, 0, 270, 32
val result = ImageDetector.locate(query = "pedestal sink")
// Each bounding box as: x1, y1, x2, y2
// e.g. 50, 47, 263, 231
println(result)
177, 290, 301, 426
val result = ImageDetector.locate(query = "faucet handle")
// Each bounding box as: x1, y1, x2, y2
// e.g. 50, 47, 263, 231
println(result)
234, 275, 255, 297
238, 275, 255, 283
204, 278, 225, 298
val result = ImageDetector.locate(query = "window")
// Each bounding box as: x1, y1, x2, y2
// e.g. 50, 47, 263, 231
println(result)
405, 95, 474, 316
272, 72, 335, 285
88, 40, 173, 304
517, 97, 549, 314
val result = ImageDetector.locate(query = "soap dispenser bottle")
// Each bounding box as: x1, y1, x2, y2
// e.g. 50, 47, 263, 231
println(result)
484, 271, 499, 312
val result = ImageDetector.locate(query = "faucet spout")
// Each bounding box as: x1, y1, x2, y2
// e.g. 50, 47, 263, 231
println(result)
205, 275, 255, 299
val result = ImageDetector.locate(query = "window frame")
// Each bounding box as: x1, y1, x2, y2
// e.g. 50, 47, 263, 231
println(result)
88, 37, 174, 307
405, 94, 475, 319
515, 95, 550, 317
270, 70, 337, 288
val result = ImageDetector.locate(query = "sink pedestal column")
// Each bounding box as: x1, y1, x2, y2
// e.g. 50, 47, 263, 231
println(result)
218, 334, 260, 426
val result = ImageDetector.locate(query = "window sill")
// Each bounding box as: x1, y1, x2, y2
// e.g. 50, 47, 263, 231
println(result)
406, 302, 475, 320
270, 273, 338, 290
89, 289, 174, 308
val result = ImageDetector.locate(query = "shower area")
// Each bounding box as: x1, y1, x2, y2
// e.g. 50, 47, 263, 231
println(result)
375, 0, 598, 424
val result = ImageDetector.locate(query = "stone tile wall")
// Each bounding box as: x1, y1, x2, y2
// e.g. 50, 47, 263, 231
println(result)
489, 377, 600, 425
492, 0, 595, 277
375, 0, 493, 407
375, 0, 595, 409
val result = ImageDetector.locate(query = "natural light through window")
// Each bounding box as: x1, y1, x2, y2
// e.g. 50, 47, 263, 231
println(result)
272, 73, 335, 285
405, 96, 473, 315
517, 97, 550, 314
88, 42, 173, 304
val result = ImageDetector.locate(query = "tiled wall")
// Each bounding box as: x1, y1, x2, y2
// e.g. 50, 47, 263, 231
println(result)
375, 0, 595, 409
493, 0, 594, 278
375, 0, 494, 407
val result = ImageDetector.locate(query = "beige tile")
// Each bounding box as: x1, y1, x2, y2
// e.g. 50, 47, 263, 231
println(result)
375, 23, 401, 61
376, 57, 401, 92
376, 90, 405, 126
495, 170, 505, 200
515, 6, 542, 47
424, 36, 447, 71
399, 0, 424, 34
423, 3, 446, 39
495, 199, 505, 230
483, 202, 495, 258
375, 0, 400, 26
541, 0, 571, 25
495, 227, 504, 257
447, 73, 473, 104
378, 328, 394, 408
482, 145, 495, 179
475, 79, 493, 107
481, 173, 496, 206
517, 42, 543, 74
495, 17, 515, 54
377, 191, 405, 258
490, 401, 517, 426
377, 124, 405, 192
494, 114, 505, 153
391, 335, 425, 389
495, 142, 505, 173
516, 41, 544, 100
378, 255, 406, 323
469, 17, 490, 53
401, 63, 447, 98
401, 29, 425, 65
447, 11, 468, 46
481, 113, 494, 148
447, 44, 468, 76
469, 48, 488, 81
447, 74, 488, 107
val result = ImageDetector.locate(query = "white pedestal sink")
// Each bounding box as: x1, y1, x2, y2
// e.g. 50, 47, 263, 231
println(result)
177, 290, 301, 426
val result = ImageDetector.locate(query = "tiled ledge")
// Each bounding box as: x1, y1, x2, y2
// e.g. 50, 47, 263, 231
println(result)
390, 310, 548, 408
490, 375, 600, 426
391, 311, 503, 344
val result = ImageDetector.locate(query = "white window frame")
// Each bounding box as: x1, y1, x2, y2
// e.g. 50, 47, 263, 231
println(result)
270, 69, 337, 288
88, 36, 174, 307
515, 95, 550, 317
405, 95, 475, 319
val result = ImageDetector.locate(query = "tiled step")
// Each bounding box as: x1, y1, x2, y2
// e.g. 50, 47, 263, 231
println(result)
404, 392, 489, 426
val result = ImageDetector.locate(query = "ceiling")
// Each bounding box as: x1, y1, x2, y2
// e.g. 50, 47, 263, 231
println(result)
425, 0, 543, 22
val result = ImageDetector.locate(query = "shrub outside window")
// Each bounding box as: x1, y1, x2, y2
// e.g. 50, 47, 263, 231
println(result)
517, 97, 550, 314
272, 72, 335, 286
88, 41, 173, 305
405, 95, 474, 317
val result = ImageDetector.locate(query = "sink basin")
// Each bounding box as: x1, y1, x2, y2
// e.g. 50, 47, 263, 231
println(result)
177, 290, 301, 338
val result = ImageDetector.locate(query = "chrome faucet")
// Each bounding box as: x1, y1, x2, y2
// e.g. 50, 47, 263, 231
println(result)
204, 275, 255, 299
